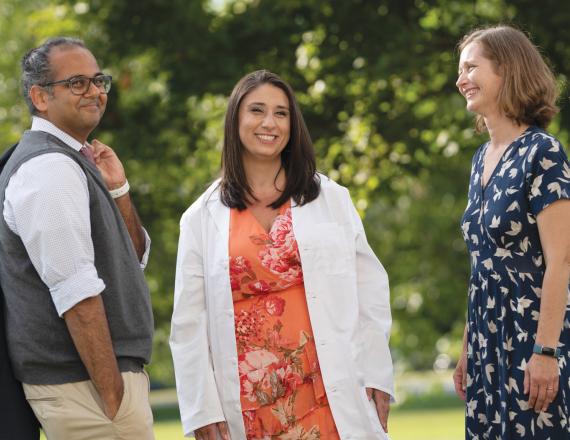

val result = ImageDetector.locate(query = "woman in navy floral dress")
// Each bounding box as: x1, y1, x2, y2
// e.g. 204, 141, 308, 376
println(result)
453, 26, 570, 439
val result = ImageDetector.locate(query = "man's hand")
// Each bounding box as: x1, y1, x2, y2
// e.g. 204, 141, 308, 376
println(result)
366, 388, 390, 433
88, 139, 126, 190
453, 348, 468, 401
88, 139, 146, 259
194, 421, 229, 440
64, 295, 125, 421
101, 377, 124, 420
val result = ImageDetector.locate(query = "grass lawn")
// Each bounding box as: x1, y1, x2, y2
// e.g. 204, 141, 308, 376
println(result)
39, 405, 464, 440
388, 407, 464, 440
153, 407, 465, 440
40, 371, 466, 439
148, 373, 466, 439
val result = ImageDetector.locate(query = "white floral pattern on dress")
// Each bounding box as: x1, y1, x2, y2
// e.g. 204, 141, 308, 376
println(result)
461, 126, 570, 439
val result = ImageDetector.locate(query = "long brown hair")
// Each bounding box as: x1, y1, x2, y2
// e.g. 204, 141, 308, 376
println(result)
458, 25, 559, 132
219, 70, 320, 210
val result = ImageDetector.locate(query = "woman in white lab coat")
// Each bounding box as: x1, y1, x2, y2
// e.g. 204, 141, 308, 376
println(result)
170, 70, 394, 440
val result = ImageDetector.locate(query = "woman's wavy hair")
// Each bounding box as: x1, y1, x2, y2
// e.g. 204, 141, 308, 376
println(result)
219, 70, 320, 210
458, 25, 560, 132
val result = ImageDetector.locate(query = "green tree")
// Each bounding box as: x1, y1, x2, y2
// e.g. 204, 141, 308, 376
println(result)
1, 0, 568, 381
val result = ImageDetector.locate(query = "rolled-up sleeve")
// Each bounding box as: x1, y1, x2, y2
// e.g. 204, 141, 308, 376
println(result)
139, 228, 151, 269
3, 153, 105, 316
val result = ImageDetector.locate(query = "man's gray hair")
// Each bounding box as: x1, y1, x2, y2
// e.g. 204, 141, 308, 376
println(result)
21, 37, 86, 115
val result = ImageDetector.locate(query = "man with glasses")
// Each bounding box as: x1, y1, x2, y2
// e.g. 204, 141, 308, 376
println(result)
0, 37, 154, 439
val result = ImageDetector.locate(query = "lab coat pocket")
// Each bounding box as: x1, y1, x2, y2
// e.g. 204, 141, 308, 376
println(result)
306, 222, 350, 275
361, 389, 390, 439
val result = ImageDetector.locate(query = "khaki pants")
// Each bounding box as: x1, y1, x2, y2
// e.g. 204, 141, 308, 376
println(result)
23, 371, 154, 440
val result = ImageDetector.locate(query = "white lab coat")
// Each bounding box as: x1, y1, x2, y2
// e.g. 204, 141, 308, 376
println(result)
170, 175, 394, 439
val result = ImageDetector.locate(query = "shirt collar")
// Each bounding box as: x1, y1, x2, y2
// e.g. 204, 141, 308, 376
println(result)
30, 116, 85, 152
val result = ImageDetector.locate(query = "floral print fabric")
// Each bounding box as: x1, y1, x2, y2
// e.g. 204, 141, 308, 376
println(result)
230, 202, 339, 439
461, 126, 570, 439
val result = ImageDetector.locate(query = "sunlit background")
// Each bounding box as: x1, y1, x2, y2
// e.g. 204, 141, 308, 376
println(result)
3, 0, 569, 438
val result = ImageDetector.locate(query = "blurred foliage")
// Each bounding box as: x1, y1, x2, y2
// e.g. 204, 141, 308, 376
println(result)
1, 0, 569, 383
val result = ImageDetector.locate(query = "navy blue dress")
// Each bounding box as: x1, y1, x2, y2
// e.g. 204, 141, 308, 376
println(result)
461, 126, 570, 439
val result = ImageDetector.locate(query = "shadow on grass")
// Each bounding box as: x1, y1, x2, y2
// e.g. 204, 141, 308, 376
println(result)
153, 405, 182, 422
395, 388, 465, 412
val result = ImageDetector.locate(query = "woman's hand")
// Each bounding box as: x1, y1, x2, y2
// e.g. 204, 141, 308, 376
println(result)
366, 388, 390, 433
524, 353, 559, 412
453, 347, 468, 400
194, 421, 229, 440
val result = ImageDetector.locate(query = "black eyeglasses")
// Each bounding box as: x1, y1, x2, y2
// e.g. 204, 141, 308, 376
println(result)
41, 74, 112, 95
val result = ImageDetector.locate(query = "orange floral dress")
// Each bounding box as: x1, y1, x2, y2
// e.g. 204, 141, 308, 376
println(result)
230, 202, 340, 440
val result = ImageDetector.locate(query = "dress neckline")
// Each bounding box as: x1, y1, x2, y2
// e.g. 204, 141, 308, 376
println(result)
480, 126, 534, 192
242, 200, 291, 235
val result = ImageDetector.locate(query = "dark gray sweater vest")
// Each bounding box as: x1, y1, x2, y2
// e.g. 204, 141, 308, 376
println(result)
0, 130, 153, 384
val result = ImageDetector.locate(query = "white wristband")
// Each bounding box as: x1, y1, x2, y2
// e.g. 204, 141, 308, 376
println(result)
109, 180, 130, 199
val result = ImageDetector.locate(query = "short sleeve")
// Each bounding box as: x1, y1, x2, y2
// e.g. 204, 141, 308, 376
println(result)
527, 139, 570, 216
